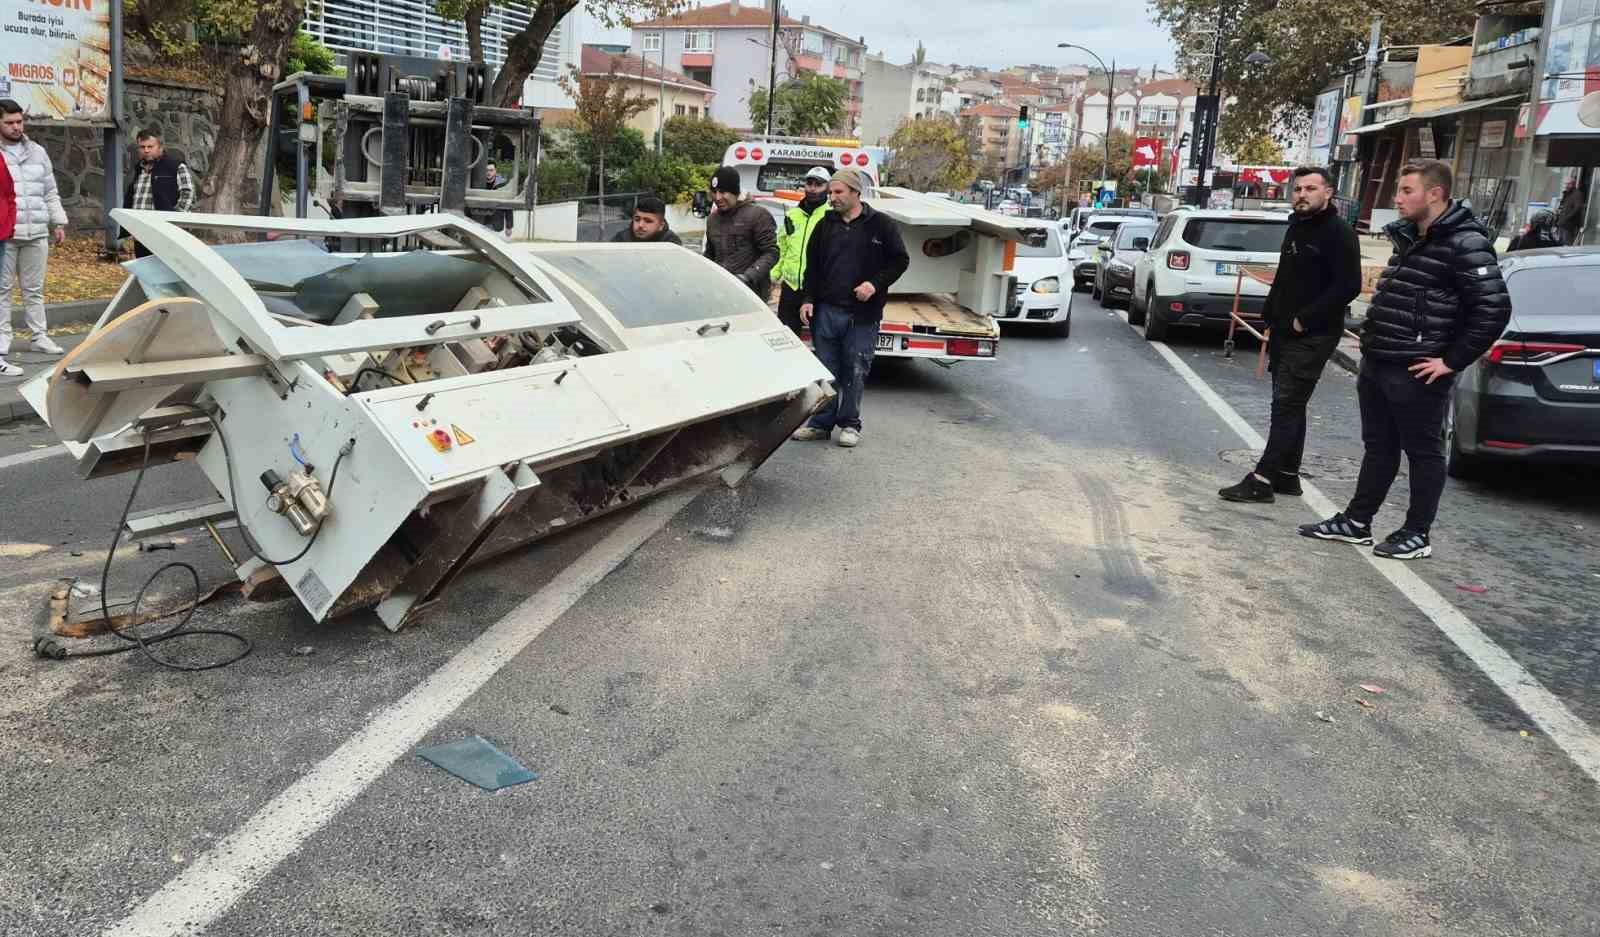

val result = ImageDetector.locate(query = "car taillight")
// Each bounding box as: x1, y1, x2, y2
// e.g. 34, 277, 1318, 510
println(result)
734, 146, 748, 160
1167, 251, 1190, 270
946, 338, 995, 357
751, 147, 764, 161
1484, 340, 1584, 365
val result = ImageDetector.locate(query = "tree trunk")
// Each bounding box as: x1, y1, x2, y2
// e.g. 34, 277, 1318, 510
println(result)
198, 0, 304, 226
597, 150, 605, 237
490, 0, 578, 108
465, 3, 485, 64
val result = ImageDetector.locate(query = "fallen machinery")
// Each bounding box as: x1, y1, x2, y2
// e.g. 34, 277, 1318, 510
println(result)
20, 211, 833, 630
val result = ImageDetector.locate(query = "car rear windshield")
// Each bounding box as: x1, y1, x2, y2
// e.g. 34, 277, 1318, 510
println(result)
1116, 224, 1158, 248
1087, 221, 1122, 236
1182, 218, 1288, 252
1016, 228, 1061, 257
1506, 266, 1600, 313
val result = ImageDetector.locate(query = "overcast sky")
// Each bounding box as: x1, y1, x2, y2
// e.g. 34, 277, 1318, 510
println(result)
584, 0, 1177, 74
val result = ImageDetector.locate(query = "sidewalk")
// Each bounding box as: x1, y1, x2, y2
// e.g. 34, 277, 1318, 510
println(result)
0, 328, 91, 425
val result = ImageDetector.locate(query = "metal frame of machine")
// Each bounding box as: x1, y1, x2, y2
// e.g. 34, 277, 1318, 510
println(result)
22, 210, 833, 631
261, 53, 538, 225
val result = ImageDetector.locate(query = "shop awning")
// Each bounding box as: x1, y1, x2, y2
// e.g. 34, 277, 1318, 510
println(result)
1346, 116, 1411, 135
1408, 94, 1524, 120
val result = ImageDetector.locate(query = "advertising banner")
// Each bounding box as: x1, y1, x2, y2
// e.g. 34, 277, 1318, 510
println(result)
0, 0, 112, 122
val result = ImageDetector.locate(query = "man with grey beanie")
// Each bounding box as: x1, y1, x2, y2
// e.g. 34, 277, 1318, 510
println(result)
703, 166, 779, 297
792, 167, 909, 448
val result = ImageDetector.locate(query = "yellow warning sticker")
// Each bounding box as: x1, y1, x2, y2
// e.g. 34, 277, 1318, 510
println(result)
451, 424, 477, 446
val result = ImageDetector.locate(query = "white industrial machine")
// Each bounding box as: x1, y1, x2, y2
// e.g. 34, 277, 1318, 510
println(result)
22, 211, 832, 630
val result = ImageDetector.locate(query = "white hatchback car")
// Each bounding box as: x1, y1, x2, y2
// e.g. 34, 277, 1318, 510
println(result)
1129, 210, 1290, 342
993, 226, 1071, 336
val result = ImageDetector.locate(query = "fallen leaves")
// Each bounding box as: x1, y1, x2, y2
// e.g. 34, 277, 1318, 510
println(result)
43, 237, 126, 304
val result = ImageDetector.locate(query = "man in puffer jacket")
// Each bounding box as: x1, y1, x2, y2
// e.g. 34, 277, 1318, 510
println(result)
1299, 159, 1510, 561
0, 99, 67, 374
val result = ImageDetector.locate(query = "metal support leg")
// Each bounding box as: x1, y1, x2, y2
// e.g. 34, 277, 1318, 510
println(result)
375, 463, 541, 631
440, 96, 473, 215
380, 92, 410, 216
719, 381, 834, 489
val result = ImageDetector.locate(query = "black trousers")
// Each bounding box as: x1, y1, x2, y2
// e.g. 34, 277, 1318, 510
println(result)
1254, 329, 1340, 478
777, 283, 806, 337
1346, 357, 1455, 534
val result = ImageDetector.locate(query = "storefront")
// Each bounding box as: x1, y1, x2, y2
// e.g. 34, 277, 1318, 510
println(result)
1519, 0, 1600, 242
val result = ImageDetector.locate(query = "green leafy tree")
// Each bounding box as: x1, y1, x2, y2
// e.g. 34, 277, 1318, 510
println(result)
913, 41, 926, 66
1230, 132, 1287, 165
1069, 129, 1134, 188
748, 74, 849, 136
621, 152, 698, 203
1153, 0, 1476, 151
885, 116, 976, 192
537, 156, 589, 201
662, 115, 739, 164
285, 30, 337, 76
432, 0, 686, 106
558, 62, 655, 218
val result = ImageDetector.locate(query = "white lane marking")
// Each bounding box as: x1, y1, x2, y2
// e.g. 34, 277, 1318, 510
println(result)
102, 486, 703, 937
0, 445, 63, 471
1120, 310, 1600, 785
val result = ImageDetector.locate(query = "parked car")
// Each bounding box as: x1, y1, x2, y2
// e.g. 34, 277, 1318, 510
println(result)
1130, 209, 1289, 342
1069, 213, 1146, 289
1093, 220, 1160, 309
994, 226, 1072, 337
1445, 247, 1600, 476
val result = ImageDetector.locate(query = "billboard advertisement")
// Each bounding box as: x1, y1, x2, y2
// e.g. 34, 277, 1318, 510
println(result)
0, 0, 112, 121
1308, 88, 1341, 165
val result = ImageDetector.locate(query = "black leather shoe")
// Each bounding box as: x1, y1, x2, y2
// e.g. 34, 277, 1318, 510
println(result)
1219, 474, 1275, 503
1273, 473, 1303, 496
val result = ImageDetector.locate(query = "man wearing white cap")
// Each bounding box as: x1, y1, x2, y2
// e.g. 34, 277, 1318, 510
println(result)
792, 167, 909, 448
774, 166, 832, 336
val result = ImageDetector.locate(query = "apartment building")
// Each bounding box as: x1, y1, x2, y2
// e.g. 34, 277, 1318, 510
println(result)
859, 54, 949, 144
962, 101, 1023, 168
629, 1, 866, 133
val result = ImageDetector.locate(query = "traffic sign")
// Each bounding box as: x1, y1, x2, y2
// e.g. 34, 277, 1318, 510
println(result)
1133, 137, 1164, 168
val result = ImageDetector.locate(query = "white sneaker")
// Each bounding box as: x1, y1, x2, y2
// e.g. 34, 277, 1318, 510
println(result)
837, 428, 861, 448
791, 426, 830, 442
0, 358, 23, 377
31, 336, 64, 355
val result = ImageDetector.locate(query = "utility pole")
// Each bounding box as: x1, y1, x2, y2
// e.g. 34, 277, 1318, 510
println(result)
1188, 25, 1224, 207
766, 0, 779, 137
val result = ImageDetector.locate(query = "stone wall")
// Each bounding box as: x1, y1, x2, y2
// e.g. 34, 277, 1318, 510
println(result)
28, 77, 262, 231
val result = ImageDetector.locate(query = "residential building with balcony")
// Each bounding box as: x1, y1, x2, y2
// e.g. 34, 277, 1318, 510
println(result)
629, 1, 865, 133
962, 101, 1022, 170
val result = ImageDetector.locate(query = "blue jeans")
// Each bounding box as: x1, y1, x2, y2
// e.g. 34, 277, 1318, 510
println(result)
807, 303, 877, 432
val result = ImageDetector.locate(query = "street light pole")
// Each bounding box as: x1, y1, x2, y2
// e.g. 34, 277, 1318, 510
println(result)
766, 0, 779, 137
656, 37, 666, 151
1059, 43, 1113, 203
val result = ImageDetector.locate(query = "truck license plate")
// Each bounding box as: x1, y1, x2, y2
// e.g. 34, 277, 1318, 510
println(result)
875, 334, 897, 352
1215, 261, 1240, 275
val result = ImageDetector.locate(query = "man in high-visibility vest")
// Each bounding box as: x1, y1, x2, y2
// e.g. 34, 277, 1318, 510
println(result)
774, 166, 833, 336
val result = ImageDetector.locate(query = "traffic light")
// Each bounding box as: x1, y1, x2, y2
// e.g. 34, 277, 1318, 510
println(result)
1018, 105, 1030, 129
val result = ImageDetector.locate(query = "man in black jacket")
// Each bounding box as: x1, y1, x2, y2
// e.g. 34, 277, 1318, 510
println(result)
122, 128, 195, 258
791, 168, 909, 448
1221, 166, 1362, 504
1300, 159, 1511, 560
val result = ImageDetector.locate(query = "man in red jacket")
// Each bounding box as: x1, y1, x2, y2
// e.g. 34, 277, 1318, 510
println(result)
0, 154, 18, 377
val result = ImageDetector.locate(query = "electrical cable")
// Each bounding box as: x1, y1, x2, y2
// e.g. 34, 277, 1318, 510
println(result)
352, 367, 406, 390
46, 434, 256, 670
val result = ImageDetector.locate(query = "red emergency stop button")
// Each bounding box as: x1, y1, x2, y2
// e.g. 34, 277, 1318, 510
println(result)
428, 428, 454, 452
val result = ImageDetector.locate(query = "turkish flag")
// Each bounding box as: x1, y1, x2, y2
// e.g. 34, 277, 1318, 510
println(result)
1132, 137, 1163, 168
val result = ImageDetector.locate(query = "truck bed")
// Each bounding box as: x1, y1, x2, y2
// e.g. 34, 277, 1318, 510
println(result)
882, 294, 999, 338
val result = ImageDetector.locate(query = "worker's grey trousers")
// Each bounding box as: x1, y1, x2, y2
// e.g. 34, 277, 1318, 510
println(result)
0, 236, 49, 357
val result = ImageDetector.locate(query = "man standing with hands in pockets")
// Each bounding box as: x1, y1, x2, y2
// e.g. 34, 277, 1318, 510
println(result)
791, 168, 909, 448
1299, 160, 1510, 560
1219, 166, 1362, 503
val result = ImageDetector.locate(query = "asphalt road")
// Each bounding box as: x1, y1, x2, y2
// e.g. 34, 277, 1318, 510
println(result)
2, 293, 1598, 936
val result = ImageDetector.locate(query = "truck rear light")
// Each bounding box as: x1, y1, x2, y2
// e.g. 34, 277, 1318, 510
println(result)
855, 153, 869, 166
946, 339, 996, 357
734, 146, 748, 160
751, 147, 765, 161
1484, 340, 1585, 365
1167, 251, 1190, 270
839, 152, 853, 166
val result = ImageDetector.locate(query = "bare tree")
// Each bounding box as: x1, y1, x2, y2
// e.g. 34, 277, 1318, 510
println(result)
557, 59, 655, 232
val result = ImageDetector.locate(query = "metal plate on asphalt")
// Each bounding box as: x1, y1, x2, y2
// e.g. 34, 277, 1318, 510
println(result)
875, 334, 897, 352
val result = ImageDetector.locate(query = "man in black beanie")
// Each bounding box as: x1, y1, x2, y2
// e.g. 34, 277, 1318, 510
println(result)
703, 166, 779, 297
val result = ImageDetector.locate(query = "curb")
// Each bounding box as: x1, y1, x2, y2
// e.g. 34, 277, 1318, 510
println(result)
0, 399, 38, 426
47, 298, 108, 327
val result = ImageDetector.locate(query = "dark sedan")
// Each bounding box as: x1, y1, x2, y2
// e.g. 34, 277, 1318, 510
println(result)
1094, 221, 1158, 309
1446, 247, 1600, 476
